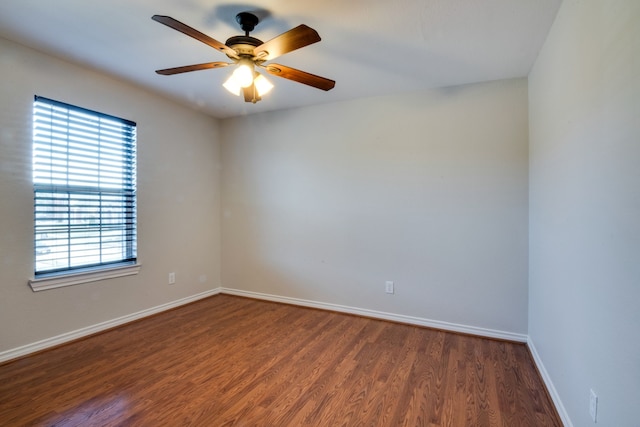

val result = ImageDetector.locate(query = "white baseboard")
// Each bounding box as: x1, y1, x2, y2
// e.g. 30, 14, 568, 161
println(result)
0, 288, 222, 364
220, 287, 528, 343
527, 338, 572, 427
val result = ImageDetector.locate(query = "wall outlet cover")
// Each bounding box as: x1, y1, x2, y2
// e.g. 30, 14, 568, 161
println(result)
385, 281, 394, 294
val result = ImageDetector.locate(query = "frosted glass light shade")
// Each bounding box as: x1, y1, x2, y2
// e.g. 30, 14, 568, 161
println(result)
223, 76, 241, 96
254, 74, 273, 96
232, 61, 254, 88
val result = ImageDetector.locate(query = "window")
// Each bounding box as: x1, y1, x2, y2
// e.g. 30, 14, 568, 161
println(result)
32, 96, 137, 282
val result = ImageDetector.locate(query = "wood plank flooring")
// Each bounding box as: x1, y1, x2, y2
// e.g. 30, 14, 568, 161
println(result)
0, 295, 561, 426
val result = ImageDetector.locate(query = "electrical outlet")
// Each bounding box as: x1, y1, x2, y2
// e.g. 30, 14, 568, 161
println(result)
589, 389, 598, 422
385, 281, 394, 294
168, 272, 176, 285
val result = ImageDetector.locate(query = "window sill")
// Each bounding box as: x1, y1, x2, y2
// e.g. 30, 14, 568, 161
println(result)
29, 263, 141, 292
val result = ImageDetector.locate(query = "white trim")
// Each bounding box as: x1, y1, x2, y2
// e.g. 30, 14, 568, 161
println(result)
29, 263, 142, 292
0, 288, 222, 363
527, 338, 573, 427
220, 287, 528, 343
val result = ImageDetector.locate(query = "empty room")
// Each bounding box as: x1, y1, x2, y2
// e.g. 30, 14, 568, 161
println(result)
0, 1, 638, 426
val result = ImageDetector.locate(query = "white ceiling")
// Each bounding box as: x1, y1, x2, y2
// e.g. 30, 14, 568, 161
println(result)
0, 0, 561, 119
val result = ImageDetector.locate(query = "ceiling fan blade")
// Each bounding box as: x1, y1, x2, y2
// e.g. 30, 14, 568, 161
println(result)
155, 62, 230, 75
152, 15, 238, 59
243, 85, 260, 103
263, 64, 335, 91
253, 25, 321, 61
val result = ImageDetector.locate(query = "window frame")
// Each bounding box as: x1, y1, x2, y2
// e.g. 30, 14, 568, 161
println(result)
29, 96, 140, 291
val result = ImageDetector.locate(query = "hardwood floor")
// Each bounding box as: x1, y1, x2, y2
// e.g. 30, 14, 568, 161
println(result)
0, 295, 561, 426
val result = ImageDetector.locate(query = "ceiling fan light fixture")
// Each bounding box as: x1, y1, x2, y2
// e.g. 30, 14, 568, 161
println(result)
254, 73, 274, 97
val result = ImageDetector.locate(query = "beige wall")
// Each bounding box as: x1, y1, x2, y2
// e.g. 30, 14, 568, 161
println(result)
0, 37, 222, 353
528, 0, 640, 425
1, 35, 529, 356
221, 78, 529, 334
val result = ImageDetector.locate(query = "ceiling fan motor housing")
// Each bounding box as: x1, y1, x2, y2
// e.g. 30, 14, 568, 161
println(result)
225, 35, 264, 58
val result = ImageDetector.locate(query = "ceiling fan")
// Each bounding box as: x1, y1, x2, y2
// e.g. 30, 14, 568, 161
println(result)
152, 12, 336, 103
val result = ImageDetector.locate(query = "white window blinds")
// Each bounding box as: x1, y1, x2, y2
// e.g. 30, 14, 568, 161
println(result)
33, 96, 137, 275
